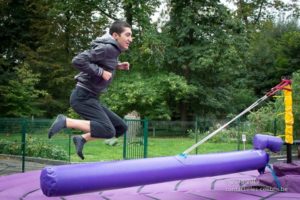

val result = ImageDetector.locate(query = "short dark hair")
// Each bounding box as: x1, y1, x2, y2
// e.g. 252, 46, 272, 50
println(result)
109, 20, 131, 35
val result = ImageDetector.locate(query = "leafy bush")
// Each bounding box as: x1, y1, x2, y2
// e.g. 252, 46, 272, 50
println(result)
188, 120, 277, 145
247, 101, 284, 133
0, 135, 68, 160
188, 127, 240, 144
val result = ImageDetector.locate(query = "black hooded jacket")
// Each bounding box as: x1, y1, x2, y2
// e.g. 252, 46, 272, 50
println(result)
72, 33, 122, 95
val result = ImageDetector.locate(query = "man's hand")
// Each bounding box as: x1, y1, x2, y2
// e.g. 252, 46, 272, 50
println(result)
102, 70, 112, 80
117, 62, 130, 70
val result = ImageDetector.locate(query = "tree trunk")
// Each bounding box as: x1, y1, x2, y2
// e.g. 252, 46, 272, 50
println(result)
123, 2, 133, 25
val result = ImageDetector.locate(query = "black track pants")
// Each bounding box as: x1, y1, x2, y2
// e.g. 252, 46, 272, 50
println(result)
70, 86, 127, 138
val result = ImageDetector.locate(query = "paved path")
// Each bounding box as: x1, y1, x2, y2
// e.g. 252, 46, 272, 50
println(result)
0, 155, 67, 176
0, 157, 45, 176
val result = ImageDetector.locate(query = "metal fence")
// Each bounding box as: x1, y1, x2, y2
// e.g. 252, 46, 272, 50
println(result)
0, 118, 71, 174
123, 119, 148, 159
0, 117, 299, 175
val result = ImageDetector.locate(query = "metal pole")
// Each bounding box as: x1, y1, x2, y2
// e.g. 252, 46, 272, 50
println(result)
273, 118, 277, 136
195, 116, 198, 154
123, 119, 127, 159
237, 119, 241, 151
143, 119, 148, 158
21, 118, 26, 173
68, 131, 71, 163
287, 144, 292, 163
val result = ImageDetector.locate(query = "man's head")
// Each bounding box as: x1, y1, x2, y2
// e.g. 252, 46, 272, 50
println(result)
110, 20, 132, 50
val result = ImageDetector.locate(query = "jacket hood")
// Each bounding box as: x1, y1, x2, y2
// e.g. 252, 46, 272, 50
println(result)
91, 33, 122, 52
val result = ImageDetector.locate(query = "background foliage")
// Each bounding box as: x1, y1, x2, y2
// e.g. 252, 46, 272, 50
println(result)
0, 0, 299, 136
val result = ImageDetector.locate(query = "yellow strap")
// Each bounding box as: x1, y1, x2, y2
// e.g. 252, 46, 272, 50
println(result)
284, 84, 293, 144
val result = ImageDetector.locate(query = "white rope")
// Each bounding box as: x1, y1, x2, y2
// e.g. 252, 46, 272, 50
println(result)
181, 95, 269, 155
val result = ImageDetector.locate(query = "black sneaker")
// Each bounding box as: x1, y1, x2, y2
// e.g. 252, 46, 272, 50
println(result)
48, 114, 66, 139
73, 136, 86, 160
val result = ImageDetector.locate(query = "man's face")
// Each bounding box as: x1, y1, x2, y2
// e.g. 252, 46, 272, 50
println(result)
113, 27, 133, 50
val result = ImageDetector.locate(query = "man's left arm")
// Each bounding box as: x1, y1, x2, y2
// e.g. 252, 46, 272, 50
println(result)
117, 62, 130, 70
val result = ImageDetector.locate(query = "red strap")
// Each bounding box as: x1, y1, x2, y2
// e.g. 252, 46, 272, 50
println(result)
266, 79, 292, 97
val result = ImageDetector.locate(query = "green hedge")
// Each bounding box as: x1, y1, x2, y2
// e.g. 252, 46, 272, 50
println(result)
0, 135, 68, 160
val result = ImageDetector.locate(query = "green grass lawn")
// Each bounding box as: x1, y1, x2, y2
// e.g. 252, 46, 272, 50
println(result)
147, 138, 252, 157
69, 137, 253, 162
0, 131, 257, 163
70, 139, 124, 162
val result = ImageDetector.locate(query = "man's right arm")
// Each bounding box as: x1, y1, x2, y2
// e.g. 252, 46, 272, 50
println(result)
72, 46, 106, 77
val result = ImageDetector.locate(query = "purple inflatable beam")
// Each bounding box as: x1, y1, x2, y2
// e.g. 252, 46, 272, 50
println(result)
40, 134, 282, 197
253, 133, 283, 153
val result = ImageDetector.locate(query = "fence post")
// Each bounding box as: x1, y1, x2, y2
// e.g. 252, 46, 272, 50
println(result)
273, 118, 277, 136
123, 123, 127, 159
143, 118, 148, 158
123, 118, 148, 159
195, 116, 199, 154
21, 118, 27, 173
68, 131, 71, 163
237, 119, 241, 151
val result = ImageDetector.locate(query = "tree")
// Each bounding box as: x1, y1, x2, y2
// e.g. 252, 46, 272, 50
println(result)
0, 0, 51, 116
245, 20, 300, 96
21, 0, 113, 116
292, 70, 300, 137
0, 64, 48, 117
102, 71, 196, 120
161, 0, 251, 120
275, 22, 300, 76
231, 0, 296, 27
